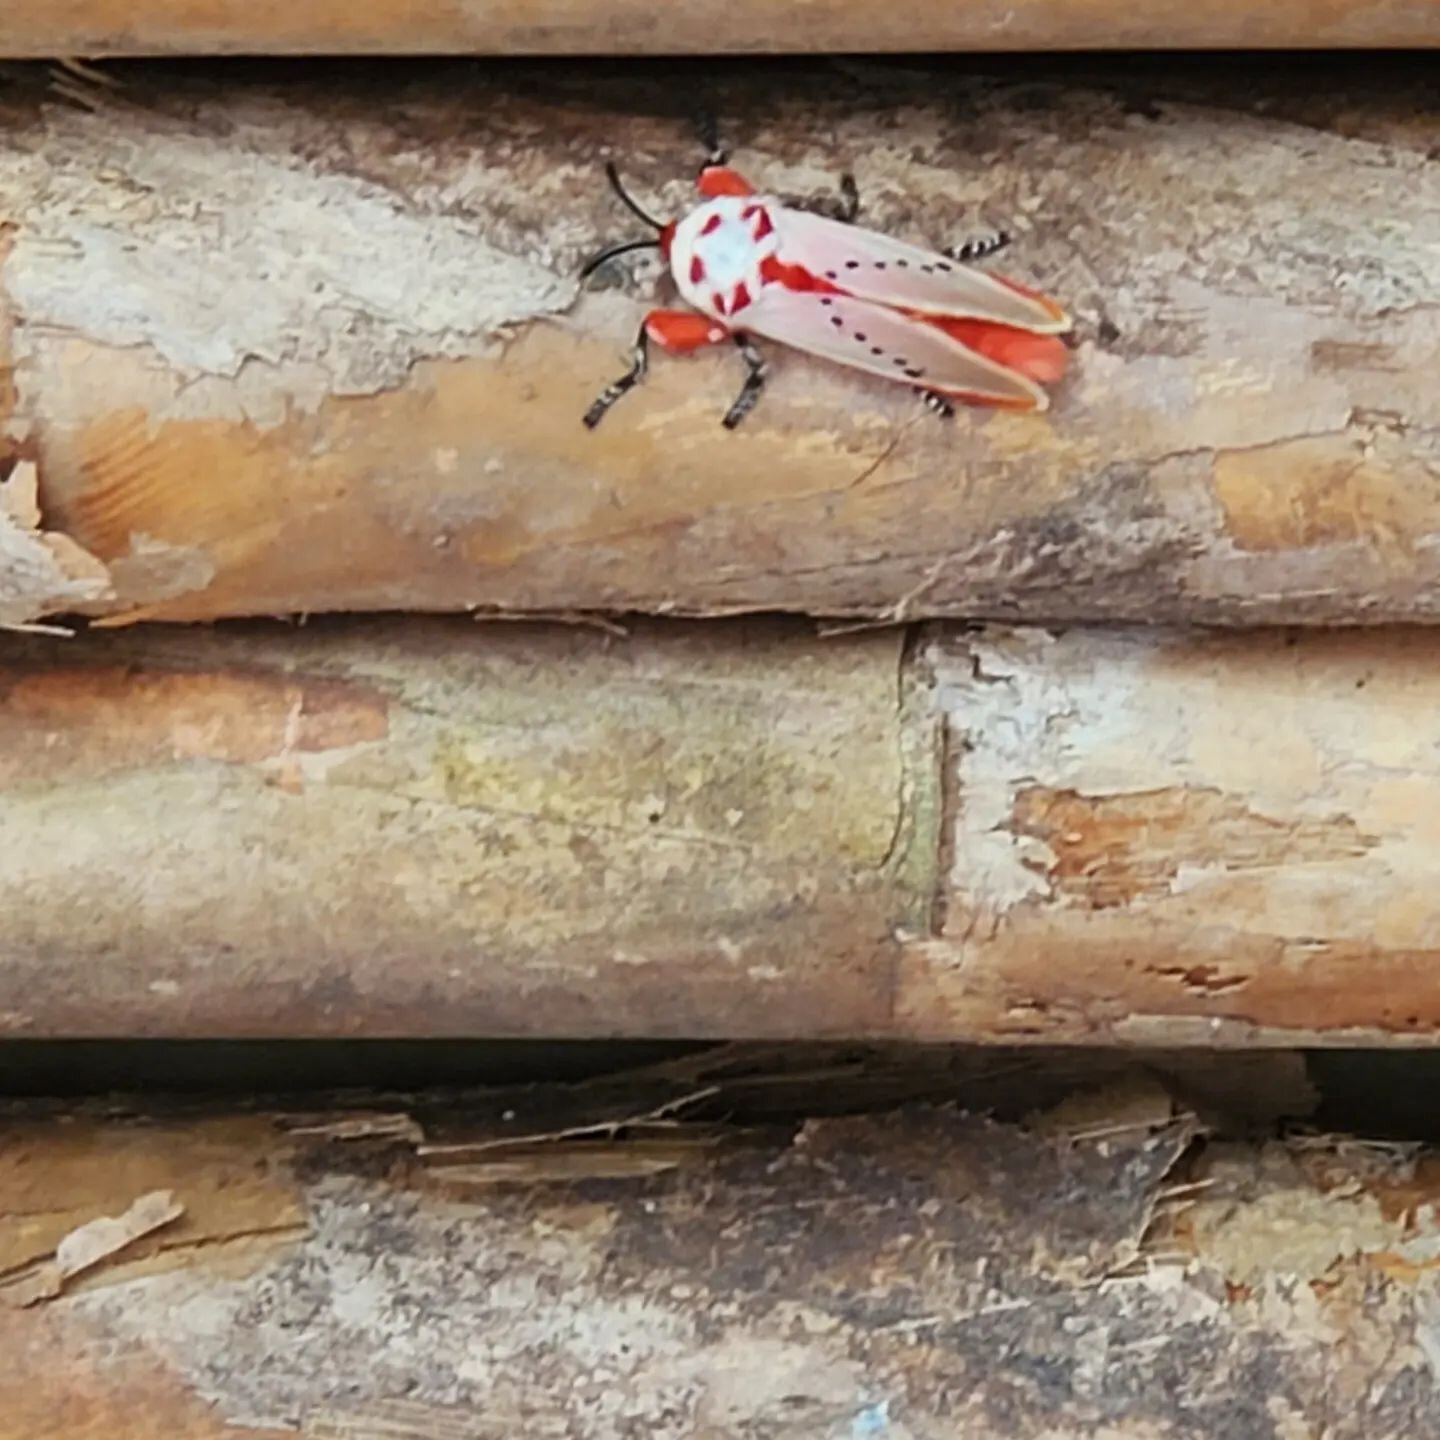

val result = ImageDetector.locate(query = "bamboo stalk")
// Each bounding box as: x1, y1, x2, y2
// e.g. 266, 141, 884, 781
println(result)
1, 1077, 1431, 1439
5, 616, 1440, 1046
2, 0, 1435, 56
2, 60, 1436, 628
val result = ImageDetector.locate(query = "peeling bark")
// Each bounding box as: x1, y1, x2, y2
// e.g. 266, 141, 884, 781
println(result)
0, 60, 1436, 626
3, 1070, 1439, 1440
3, 0, 1436, 54
908, 625, 1440, 1046
6, 617, 1440, 1045
0, 459, 111, 630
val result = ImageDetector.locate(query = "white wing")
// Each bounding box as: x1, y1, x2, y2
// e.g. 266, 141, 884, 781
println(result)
739, 287, 1050, 409
772, 207, 1070, 334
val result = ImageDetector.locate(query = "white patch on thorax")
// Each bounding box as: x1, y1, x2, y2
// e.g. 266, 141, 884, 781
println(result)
669, 195, 781, 321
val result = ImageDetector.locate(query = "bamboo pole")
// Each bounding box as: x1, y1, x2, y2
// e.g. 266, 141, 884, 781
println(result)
6, 616, 1440, 1046
2, 60, 1437, 628
2, 0, 1435, 56
1, 1074, 1433, 1438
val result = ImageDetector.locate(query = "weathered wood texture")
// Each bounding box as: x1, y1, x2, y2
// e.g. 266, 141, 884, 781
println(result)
0, 618, 921, 1038
3, 0, 1436, 55
909, 627, 1440, 1047
6, 616, 1440, 1045
2, 60, 1437, 629
3, 1066, 1437, 1440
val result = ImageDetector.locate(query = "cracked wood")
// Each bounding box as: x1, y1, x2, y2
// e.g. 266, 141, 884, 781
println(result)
5, 1073, 1440, 1440
5, 617, 1440, 1045
0, 60, 1437, 626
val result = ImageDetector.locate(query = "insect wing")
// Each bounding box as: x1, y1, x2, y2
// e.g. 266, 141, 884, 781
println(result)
773, 207, 1070, 334
740, 288, 1049, 409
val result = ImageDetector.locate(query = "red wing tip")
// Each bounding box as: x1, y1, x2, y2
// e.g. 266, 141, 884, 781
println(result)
931, 386, 1049, 414
988, 274, 1073, 333
1030, 298, 1072, 335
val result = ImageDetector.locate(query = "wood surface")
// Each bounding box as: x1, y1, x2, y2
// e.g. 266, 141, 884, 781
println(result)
1, 0, 1435, 56
3, 1061, 1437, 1440
2, 59, 1438, 629
6, 616, 1440, 1046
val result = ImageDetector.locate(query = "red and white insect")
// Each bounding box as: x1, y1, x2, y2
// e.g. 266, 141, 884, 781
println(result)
581, 160, 1071, 431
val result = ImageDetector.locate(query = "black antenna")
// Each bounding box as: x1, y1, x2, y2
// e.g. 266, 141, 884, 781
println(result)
604, 162, 665, 232
579, 237, 662, 281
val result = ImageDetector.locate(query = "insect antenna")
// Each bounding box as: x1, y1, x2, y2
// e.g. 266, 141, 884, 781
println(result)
578, 237, 662, 281
603, 162, 666, 231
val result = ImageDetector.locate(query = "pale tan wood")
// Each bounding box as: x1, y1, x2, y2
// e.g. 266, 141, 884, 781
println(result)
1, 0, 1435, 55
0, 617, 922, 1038
2, 62, 1437, 628
908, 625, 1440, 1047
4, 617, 1440, 1046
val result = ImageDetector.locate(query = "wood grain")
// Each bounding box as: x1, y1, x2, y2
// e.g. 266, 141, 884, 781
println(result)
0, 617, 920, 1039
6, 616, 1440, 1046
4, 1077, 1438, 1439
1, 0, 1435, 55
2, 60, 1437, 627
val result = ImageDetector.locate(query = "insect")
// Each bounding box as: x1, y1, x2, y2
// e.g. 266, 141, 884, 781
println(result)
580, 159, 1071, 430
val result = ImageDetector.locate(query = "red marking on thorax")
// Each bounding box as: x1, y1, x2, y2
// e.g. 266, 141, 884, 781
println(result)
743, 205, 774, 241
759, 256, 846, 296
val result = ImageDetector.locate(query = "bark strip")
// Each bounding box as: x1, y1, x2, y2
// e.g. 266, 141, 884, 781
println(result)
1, 60, 1436, 626
1, 1076, 1435, 1440
3, 0, 1436, 56
5, 616, 1440, 1046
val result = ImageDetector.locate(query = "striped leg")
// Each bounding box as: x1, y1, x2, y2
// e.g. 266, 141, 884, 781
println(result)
583, 323, 649, 429
916, 388, 955, 420
722, 336, 768, 430
786, 173, 861, 225
585, 311, 732, 431
947, 229, 1012, 264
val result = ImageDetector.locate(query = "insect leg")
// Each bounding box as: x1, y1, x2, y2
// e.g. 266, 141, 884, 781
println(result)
916, 388, 955, 421
947, 229, 1012, 264
586, 311, 732, 431
786, 173, 861, 224
722, 336, 768, 430
583, 323, 649, 429
695, 108, 728, 168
